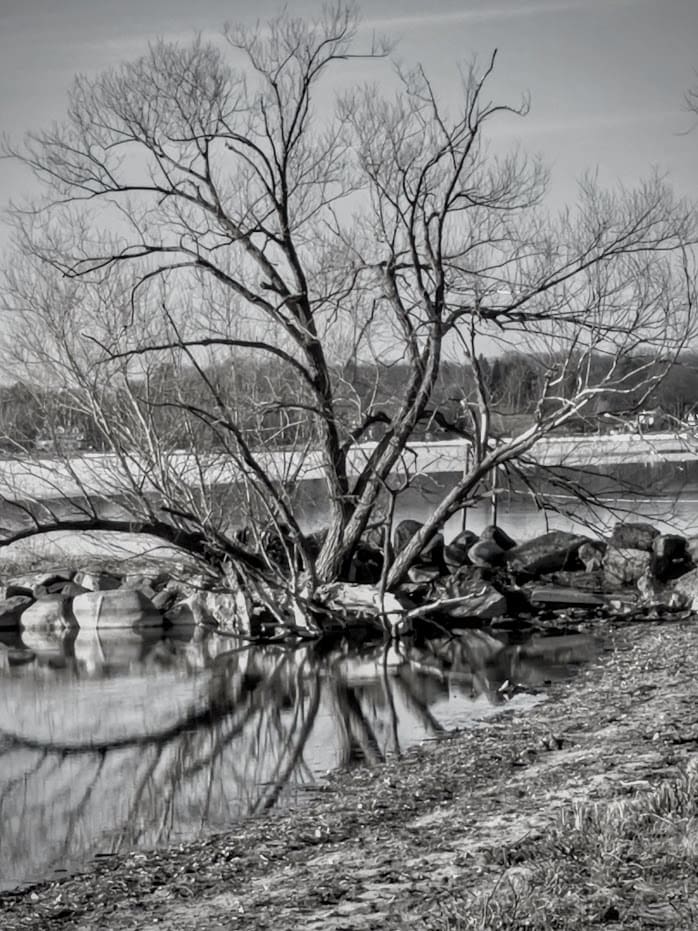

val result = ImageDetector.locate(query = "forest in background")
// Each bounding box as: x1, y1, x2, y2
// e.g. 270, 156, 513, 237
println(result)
2, 349, 697, 454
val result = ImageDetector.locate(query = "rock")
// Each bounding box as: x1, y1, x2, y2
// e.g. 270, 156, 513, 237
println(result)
444, 530, 478, 571
0, 595, 33, 630
72, 589, 162, 629
348, 541, 383, 584
55, 581, 90, 598
6, 569, 74, 599
609, 522, 659, 552
73, 570, 123, 592
481, 525, 517, 550
393, 519, 423, 553
407, 564, 444, 583
20, 595, 75, 630
506, 531, 588, 577
151, 588, 179, 613
577, 541, 605, 572
603, 546, 652, 587
394, 520, 445, 574
313, 583, 411, 637
122, 571, 172, 592
468, 539, 507, 568
184, 588, 264, 637
670, 568, 698, 610
304, 528, 328, 559
527, 586, 609, 607
686, 536, 698, 567
427, 566, 508, 622
651, 534, 689, 582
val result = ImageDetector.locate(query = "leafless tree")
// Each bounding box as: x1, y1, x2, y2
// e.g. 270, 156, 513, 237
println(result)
0, 3, 695, 624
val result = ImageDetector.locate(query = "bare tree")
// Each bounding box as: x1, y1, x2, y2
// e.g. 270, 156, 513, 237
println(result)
0, 3, 695, 625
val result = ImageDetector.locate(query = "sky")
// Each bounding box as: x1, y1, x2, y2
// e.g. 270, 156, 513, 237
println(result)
0, 0, 696, 230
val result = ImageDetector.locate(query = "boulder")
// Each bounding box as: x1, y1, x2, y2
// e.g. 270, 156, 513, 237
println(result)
20, 595, 75, 630
0, 595, 33, 631
609, 522, 659, 552
686, 536, 698, 567
73, 570, 123, 592
603, 546, 652, 587
427, 566, 508, 622
651, 534, 689, 582
577, 541, 605, 572
72, 589, 162, 629
481, 525, 517, 550
394, 520, 445, 573
6, 569, 74, 599
151, 587, 179, 613
393, 519, 423, 553
312, 583, 411, 637
506, 531, 588, 577
468, 538, 507, 568
183, 588, 264, 637
444, 530, 478, 571
122, 571, 172, 592
55, 581, 90, 598
670, 568, 698, 610
528, 586, 610, 608
348, 541, 383, 584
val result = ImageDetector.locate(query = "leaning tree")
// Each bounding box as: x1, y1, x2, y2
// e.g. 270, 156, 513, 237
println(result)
0, 4, 695, 625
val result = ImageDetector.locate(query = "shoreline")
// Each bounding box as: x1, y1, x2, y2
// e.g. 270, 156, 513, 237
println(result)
2, 614, 697, 930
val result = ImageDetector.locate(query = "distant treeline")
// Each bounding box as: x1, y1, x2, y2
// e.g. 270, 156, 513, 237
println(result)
2, 351, 698, 452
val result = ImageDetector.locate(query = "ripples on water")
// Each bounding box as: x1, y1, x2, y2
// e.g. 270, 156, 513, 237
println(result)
0, 620, 601, 892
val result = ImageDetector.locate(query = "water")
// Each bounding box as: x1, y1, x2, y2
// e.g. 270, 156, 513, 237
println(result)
0, 623, 600, 892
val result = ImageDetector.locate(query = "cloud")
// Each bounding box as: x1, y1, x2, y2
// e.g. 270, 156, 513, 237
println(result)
362, 0, 636, 32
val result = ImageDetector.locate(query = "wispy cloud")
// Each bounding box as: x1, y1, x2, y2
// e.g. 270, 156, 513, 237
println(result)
362, 0, 637, 32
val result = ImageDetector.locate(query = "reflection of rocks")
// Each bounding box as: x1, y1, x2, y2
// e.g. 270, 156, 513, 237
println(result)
20, 627, 75, 669
0, 620, 603, 892
74, 628, 153, 675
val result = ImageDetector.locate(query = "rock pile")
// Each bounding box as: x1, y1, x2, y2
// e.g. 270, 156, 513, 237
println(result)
0, 519, 695, 642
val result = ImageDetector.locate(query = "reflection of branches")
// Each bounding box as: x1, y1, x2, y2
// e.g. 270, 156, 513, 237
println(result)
1, 628, 601, 892
252, 672, 322, 814
393, 672, 447, 740
60, 754, 107, 859
382, 646, 402, 758
331, 679, 384, 768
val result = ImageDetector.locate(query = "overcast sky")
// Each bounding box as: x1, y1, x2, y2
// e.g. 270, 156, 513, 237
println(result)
0, 0, 696, 225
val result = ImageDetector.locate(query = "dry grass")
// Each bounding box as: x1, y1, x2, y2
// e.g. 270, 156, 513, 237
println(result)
428, 765, 698, 930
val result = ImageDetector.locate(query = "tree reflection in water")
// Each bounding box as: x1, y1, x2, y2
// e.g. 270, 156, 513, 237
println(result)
0, 623, 599, 890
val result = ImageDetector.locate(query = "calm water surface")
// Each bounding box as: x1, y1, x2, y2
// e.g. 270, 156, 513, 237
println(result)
0, 622, 601, 892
